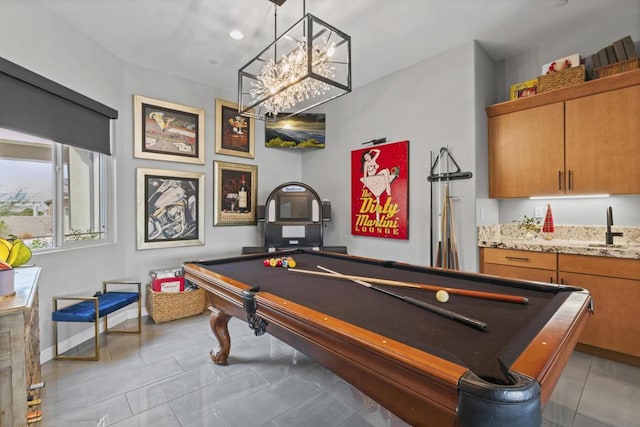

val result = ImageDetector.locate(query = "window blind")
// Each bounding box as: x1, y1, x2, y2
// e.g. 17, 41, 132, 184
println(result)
0, 57, 118, 155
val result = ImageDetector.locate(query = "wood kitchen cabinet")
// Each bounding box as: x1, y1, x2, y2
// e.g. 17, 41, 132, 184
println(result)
488, 103, 564, 198
487, 69, 640, 198
480, 248, 557, 283
558, 254, 640, 359
481, 248, 640, 362
565, 85, 640, 194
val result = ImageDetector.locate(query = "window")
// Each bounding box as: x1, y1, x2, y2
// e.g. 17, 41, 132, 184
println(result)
0, 57, 117, 250
0, 127, 111, 250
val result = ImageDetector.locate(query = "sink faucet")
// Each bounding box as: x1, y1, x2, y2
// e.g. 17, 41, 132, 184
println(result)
606, 206, 623, 245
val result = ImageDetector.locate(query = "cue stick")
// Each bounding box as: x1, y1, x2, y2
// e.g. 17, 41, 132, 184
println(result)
429, 151, 434, 267
316, 266, 488, 331
290, 269, 529, 304
441, 183, 448, 268
449, 192, 460, 270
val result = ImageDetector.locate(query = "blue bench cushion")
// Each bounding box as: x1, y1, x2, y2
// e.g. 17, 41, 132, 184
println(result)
52, 292, 139, 323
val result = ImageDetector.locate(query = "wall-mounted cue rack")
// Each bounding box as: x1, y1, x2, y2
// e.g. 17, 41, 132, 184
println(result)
428, 147, 473, 269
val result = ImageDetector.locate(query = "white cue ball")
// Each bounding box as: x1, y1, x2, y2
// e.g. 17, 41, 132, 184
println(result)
435, 290, 449, 303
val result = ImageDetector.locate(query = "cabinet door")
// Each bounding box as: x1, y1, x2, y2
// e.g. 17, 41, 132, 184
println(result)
559, 271, 640, 357
483, 263, 556, 283
565, 85, 640, 194
489, 102, 565, 198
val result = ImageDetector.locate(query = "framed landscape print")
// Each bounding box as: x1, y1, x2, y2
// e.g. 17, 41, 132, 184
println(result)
213, 161, 257, 226
265, 113, 326, 149
136, 168, 205, 249
215, 98, 255, 158
133, 95, 205, 164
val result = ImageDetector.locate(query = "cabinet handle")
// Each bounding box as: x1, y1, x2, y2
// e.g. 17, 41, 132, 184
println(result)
568, 170, 573, 191
505, 256, 530, 262
558, 170, 563, 191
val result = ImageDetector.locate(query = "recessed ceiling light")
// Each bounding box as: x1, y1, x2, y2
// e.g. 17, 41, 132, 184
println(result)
229, 30, 244, 40
553, 0, 568, 7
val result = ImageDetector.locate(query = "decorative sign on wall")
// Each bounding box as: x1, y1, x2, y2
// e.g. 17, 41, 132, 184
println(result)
351, 140, 409, 239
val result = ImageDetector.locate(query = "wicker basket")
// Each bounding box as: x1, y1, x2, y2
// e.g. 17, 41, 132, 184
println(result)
537, 65, 585, 93
146, 285, 206, 323
595, 58, 640, 78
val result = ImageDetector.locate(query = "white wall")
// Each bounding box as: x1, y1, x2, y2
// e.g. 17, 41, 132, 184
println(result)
474, 43, 500, 228
496, 2, 640, 103
495, 2, 640, 227
303, 42, 481, 270
1, 2, 303, 354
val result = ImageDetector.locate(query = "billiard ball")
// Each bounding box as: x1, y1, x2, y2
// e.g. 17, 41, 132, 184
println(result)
269, 258, 277, 267
281, 258, 289, 268
263, 259, 270, 267
287, 258, 296, 268
276, 258, 283, 267
435, 290, 449, 303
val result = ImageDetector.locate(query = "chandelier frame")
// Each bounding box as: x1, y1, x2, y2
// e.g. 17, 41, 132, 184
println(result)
238, 11, 351, 121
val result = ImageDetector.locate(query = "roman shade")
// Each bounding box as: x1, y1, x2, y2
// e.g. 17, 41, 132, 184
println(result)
0, 57, 118, 155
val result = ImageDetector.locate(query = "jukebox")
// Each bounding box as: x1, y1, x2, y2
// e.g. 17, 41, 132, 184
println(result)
242, 182, 346, 254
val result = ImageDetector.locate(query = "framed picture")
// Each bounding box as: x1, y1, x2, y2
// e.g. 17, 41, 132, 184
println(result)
136, 168, 205, 249
509, 78, 538, 100
213, 161, 257, 226
133, 95, 205, 164
351, 140, 409, 240
265, 113, 326, 149
215, 98, 255, 158
541, 53, 580, 74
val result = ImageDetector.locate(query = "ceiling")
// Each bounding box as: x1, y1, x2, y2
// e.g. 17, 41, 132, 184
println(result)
36, 0, 633, 91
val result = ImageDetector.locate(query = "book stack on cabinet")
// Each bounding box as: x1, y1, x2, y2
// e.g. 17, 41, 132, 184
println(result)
592, 35, 639, 78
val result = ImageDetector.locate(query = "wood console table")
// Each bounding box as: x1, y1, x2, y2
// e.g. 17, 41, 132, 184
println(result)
0, 267, 41, 427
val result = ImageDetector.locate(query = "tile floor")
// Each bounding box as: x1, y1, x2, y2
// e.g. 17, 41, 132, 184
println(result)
38, 313, 640, 426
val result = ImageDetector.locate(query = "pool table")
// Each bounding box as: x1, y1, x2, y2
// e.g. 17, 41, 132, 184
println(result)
183, 249, 591, 427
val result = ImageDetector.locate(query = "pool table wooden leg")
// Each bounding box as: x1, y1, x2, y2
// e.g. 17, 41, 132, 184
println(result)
209, 306, 231, 365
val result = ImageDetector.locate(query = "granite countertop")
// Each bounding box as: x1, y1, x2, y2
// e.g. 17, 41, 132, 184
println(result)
478, 225, 640, 260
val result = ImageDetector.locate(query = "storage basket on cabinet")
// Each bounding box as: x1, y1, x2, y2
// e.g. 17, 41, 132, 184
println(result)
145, 285, 206, 323
537, 65, 585, 92
595, 58, 640, 78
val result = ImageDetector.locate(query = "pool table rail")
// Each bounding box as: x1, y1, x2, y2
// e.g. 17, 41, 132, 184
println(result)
185, 262, 471, 425
183, 251, 592, 427
511, 290, 591, 404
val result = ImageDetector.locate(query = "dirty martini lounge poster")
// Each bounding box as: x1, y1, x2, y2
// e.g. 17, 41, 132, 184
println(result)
351, 140, 409, 239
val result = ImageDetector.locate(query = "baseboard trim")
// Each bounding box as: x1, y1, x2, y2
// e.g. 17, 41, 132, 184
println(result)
575, 343, 640, 367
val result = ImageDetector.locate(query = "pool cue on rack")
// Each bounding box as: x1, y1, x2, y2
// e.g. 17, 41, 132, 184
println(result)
441, 183, 448, 268
289, 268, 529, 304
316, 266, 488, 331
449, 190, 460, 270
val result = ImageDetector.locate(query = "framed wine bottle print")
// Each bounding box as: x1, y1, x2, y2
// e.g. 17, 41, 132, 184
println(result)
213, 161, 257, 226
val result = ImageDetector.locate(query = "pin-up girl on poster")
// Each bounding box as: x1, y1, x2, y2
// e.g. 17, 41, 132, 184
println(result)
361, 148, 397, 197
351, 140, 408, 239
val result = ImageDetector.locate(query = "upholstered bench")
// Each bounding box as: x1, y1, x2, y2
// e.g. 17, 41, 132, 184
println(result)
52, 280, 141, 361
